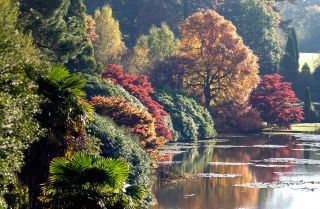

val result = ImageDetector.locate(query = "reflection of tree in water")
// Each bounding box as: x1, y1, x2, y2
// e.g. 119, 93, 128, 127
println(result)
152, 135, 304, 209
172, 142, 215, 174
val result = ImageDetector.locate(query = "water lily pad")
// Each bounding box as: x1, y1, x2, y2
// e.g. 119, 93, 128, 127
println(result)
252, 164, 294, 168
234, 180, 320, 191
158, 161, 182, 165
197, 173, 242, 178
209, 162, 252, 166
291, 148, 320, 152
160, 150, 187, 154
252, 158, 320, 165
213, 145, 249, 148
184, 194, 196, 198
252, 145, 287, 148
294, 134, 320, 142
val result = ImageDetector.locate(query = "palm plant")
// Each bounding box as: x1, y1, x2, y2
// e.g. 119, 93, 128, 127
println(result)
39, 153, 145, 209
21, 65, 94, 208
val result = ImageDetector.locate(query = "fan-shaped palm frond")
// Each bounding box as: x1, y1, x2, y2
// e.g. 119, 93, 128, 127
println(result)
39, 153, 144, 209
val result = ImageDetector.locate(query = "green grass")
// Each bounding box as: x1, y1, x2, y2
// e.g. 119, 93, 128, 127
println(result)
264, 123, 320, 134
290, 123, 320, 132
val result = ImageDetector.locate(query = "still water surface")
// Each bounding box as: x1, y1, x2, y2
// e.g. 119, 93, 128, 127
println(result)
151, 134, 320, 209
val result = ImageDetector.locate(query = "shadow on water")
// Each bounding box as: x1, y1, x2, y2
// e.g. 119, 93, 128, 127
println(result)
151, 134, 320, 209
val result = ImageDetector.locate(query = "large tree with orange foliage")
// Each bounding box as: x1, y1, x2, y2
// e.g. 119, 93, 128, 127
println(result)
178, 10, 260, 108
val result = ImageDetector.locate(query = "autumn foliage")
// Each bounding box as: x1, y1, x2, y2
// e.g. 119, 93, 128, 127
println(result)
102, 64, 173, 141
213, 101, 263, 133
91, 96, 165, 149
85, 15, 97, 42
250, 74, 304, 127
178, 10, 260, 108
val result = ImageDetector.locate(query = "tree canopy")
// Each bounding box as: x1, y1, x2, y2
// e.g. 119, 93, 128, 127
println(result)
218, 0, 283, 74
178, 10, 260, 108
250, 74, 303, 127
19, 0, 90, 68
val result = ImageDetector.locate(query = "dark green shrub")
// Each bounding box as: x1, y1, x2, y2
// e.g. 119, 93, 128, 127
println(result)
88, 114, 152, 187
80, 73, 145, 109
154, 90, 216, 141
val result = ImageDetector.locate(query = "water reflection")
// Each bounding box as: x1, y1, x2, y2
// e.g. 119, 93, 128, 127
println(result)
152, 134, 320, 209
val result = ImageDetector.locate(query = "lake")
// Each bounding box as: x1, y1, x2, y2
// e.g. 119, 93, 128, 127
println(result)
151, 134, 320, 209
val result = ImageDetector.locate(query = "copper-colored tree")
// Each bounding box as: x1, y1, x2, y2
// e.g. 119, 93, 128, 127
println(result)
179, 10, 260, 108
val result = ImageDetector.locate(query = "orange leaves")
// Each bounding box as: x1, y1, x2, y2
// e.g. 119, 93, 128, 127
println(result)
90, 96, 165, 150
179, 10, 260, 107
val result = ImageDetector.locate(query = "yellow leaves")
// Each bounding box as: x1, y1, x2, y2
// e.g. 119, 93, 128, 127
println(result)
94, 6, 126, 65
178, 10, 260, 107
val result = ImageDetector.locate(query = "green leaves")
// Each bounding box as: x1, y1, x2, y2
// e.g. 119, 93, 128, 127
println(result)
154, 90, 216, 141
0, 0, 40, 207
48, 153, 129, 191
40, 153, 144, 209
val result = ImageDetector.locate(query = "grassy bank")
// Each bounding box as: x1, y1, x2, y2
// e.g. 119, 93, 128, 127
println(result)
264, 123, 320, 134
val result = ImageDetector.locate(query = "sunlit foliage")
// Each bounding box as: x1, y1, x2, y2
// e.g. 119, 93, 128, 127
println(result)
91, 96, 164, 149
250, 74, 304, 127
102, 64, 173, 141
94, 6, 126, 66
179, 10, 260, 108
0, 0, 41, 206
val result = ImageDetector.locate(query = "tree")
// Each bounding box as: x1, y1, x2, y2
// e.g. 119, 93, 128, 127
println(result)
102, 65, 173, 141
296, 63, 313, 99
94, 6, 126, 66
280, 28, 299, 85
98, 0, 145, 47
218, 0, 283, 74
65, 0, 96, 72
303, 87, 316, 122
21, 66, 92, 208
278, 0, 320, 52
85, 15, 97, 43
39, 153, 145, 209
0, 0, 41, 207
126, 23, 179, 74
178, 10, 260, 108
250, 74, 303, 127
312, 66, 320, 101
19, 0, 91, 69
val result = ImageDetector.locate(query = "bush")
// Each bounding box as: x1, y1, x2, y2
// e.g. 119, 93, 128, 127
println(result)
153, 90, 216, 141
0, 1, 41, 206
88, 114, 152, 188
102, 64, 173, 141
80, 73, 145, 109
90, 96, 164, 149
213, 101, 263, 133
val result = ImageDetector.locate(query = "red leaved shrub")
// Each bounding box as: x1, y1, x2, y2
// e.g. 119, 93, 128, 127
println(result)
102, 64, 173, 141
250, 74, 304, 127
